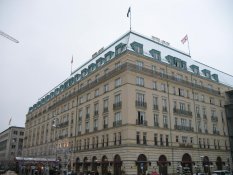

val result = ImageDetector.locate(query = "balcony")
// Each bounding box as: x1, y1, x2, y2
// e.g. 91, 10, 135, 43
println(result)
58, 121, 69, 128
211, 116, 218, 122
153, 105, 159, 110
103, 107, 109, 113
173, 108, 192, 116
135, 101, 147, 109
179, 143, 193, 148
113, 120, 122, 127
154, 122, 159, 127
213, 130, 220, 135
174, 124, 194, 132
113, 102, 122, 110
136, 119, 147, 126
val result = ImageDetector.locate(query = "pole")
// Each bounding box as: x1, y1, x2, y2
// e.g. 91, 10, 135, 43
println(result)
187, 36, 191, 56
130, 9, 131, 31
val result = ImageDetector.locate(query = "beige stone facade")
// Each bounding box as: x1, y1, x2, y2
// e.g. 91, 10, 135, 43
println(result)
0, 126, 24, 166
23, 32, 232, 175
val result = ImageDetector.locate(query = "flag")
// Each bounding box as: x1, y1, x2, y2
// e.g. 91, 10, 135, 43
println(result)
181, 34, 188, 44
8, 117, 12, 125
71, 56, 73, 64
127, 7, 131, 17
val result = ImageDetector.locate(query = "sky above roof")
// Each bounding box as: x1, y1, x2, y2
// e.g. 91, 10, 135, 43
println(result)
0, 0, 233, 131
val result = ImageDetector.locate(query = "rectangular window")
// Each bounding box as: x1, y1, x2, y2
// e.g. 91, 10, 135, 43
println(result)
178, 88, 185, 96
136, 61, 143, 70
154, 133, 158, 145
136, 93, 145, 102
115, 78, 122, 88
182, 136, 187, 143
176, 136, 179, 142
136, 77, 144, 86
103, 84, 109, 93
115, 112, 121, 122
162, 99, 167, 111
114, 133, 117, 145
136, 132, 140, 144
118, 132, 121, 145
160, 134, 163, 146
166, 135, 169, 146
95, 89, 99, 97
143, 132, 147, 145
152, 81, 157, 90
115, 94, 121, 103
163, 115, 168, 128
179, 103, 186, 111
115, 62, 121, 69
161, 83, 166, 92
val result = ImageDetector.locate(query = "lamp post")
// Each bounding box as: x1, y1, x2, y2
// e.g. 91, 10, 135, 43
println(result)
52, 117, 60, 172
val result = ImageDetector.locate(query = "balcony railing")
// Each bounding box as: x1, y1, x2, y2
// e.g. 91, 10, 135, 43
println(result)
153, 105, 159, 110
211, 116, 218, 122
39, 62, 221, 115
174, 125, 194, 132
113, 102, 122, 110
58, 121, 69, 128
113, 120, 122, 127
136, 119, 147, 126
173, 108, 192, 116
179, 143, 193, 148
213, 130, 220, 135
135, 101, 147, 109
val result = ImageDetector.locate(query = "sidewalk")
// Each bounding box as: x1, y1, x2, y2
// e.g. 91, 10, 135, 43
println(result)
3, 171, 17, 175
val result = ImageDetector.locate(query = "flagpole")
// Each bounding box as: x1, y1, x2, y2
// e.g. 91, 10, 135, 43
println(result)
130, 8, 131, 31
71, 56, 73, 75
187, 36, 191, 56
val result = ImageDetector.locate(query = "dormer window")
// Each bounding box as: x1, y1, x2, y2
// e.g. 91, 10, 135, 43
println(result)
202, 69, 211, 79
96, 57, 105, 67
165, 55, 187, 70
81, 68, 88, 77
130, 41, 143, 55
105, 51, 114, 62
88, 63, 96, 72
212, 74, 219, 82
115, 43, 126, 56
149, 49, 161, 61
75, 74, 81, 82
190, 65, 199, 75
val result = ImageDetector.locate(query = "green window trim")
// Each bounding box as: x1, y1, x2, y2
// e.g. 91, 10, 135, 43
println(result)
149, 49, 161, 61
212, 74, 219, 82
202, 69, 211, 79
130, 41, 143, 55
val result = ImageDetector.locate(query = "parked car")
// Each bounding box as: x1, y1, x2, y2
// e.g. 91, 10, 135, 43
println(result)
212, 170, 231, 175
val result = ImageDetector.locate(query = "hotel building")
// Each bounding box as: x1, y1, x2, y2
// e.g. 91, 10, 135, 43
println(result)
23, 31, 233, 175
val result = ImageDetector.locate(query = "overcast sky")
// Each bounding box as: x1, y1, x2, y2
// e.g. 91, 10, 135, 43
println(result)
0, 0, 233, 132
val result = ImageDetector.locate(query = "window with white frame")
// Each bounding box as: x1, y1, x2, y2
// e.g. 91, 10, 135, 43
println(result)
152, 81, 157, 90
115, 94, 121, 103
115, 112, 121, 122
182, 136, 187, 143
136, 77, 144, 86
103, 84, 109, 93
115, 78, 122, 88
136, 93, 145, 102
136, 61, 143, 70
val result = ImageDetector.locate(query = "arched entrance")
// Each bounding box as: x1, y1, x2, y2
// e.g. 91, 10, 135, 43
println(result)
158, 155, 168, 175
181, 153, 193, 175
137, 154, 148, 175
83, 157, 89, 173
202, 156, 212, 175
102, 155, 109, 175
114, 154, 122, 175
75, 157, 81, 173
216, 157, 223, 170
92, 156, 98, 173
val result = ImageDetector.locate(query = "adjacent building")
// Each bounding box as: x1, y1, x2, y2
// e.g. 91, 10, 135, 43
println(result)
23, 31, 233, 175
0, 126, 24, 168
